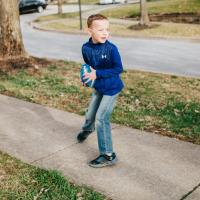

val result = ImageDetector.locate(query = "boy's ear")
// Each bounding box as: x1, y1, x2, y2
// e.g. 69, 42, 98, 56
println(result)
87, 28, 92, 36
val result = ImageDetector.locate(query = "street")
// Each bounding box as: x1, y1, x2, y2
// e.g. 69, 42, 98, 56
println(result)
20, 4, 200, 77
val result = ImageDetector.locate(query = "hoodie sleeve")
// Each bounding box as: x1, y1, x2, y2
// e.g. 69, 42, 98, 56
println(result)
82, 45, 89, 64
96, 46, 123, 78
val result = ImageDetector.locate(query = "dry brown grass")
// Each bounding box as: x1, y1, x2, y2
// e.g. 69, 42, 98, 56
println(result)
35, 17, 200, 40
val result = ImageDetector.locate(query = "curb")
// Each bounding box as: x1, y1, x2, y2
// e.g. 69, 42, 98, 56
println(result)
31, 20, 200, 43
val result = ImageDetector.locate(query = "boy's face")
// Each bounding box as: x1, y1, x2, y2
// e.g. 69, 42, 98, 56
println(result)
88, 19, 109, 44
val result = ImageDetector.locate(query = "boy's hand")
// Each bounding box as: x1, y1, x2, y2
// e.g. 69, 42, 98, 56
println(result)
83, 67, 96, 81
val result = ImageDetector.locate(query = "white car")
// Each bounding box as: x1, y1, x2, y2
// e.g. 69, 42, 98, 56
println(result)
99, 0, 126, 4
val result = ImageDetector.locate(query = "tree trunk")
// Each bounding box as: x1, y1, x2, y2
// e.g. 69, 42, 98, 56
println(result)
58, 0, 63, 14
0, 0, 27, 60
139, 0, 150, 26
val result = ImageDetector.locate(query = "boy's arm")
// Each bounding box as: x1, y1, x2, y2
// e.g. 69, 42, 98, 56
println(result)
96, 46, 123, 78
82, 46, 89, 64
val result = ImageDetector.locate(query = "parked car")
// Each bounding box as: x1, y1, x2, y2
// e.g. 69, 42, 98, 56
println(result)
99, 0, 126, 4
19, 0, 48, 14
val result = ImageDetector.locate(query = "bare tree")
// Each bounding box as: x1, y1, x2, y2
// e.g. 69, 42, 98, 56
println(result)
139, 0, 150, 26
0, 0, 27, 61
58, 0, 63, 14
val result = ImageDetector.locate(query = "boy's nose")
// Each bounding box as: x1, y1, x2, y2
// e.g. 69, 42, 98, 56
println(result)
103, 31, 108, 35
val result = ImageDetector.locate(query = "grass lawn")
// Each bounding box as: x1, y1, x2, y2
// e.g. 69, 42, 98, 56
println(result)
34, 12, 79, 23
34, 17, 200, 39
61, 0, 99, 4
34, 0, 200, 39
0, 151, 105, 199
75, 0, 99, 4
0, 59, 200, 144
101, 0, 200, 18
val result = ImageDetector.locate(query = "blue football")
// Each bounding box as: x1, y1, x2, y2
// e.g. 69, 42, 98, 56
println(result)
80, 64, 95, 88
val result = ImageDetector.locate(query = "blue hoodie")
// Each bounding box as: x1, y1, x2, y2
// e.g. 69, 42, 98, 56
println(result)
82, 38, 124, 96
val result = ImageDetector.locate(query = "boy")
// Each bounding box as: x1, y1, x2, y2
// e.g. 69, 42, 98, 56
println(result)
77, 14, 124, 168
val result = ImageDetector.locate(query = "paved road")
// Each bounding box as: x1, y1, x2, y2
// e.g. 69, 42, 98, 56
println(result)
20, 5, 200, 77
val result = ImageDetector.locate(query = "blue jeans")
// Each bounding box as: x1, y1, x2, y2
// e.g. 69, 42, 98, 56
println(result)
82, 90, 119, 155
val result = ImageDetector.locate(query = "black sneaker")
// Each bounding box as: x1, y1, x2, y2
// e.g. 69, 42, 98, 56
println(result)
77, 130, 92, 143
88, 153, 118, 168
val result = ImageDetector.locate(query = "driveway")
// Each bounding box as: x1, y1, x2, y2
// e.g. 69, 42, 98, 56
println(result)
20, 4, 200, 77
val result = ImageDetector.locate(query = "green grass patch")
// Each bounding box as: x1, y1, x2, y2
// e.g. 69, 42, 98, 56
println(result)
79, 0, 99, 4
0, 151, 105, 199
62, 0, 98, 4
34, 12, 79, 23
34, 2, 200, 39
101, 0, 200, 19
159, 100, 200, 136
0, 60, 200, 144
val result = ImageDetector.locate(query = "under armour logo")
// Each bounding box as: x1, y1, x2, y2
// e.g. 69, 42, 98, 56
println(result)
101, 54, 107, 59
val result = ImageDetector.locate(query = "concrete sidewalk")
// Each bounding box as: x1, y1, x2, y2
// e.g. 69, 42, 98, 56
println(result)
0, 94, 200, 200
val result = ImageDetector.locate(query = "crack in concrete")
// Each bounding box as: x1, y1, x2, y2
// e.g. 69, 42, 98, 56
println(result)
179, 182, 200, 200
30, 142, 78, 165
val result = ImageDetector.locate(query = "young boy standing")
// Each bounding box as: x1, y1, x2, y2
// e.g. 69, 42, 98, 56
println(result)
77, 14, 124, 168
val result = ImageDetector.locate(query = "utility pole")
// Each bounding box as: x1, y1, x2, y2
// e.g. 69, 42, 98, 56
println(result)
78, 0, 83, 30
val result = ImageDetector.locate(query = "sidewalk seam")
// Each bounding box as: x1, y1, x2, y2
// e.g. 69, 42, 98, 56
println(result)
30, 142, 78, 165
179, 182, 200, 200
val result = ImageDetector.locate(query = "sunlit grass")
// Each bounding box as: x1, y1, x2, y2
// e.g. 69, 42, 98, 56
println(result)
0, 151, 105, 199
0, 60, 200, 144
37, 17, 200, 39
34, 0, 200, 39
101, 0, 200, 18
